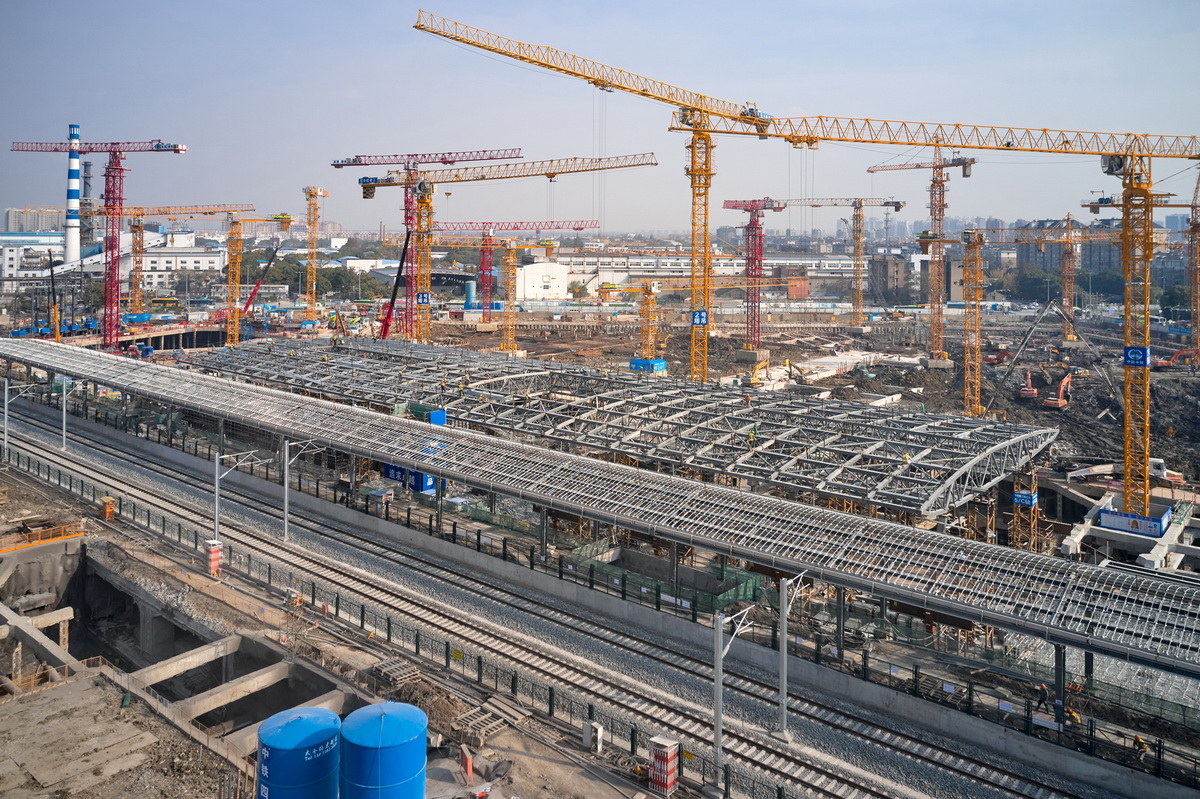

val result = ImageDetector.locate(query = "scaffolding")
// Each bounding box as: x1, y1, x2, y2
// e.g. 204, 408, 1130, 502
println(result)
3, 339, 1199, 680
182, 339, 1057, 518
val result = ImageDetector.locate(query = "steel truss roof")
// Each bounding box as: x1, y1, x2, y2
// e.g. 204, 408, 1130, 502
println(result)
4, 339, 1197, 679
181, 339, 1056, 516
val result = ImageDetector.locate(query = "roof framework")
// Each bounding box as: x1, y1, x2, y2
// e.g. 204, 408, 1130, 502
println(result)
182, 339, 1056, 517
4, 340, 1198, 679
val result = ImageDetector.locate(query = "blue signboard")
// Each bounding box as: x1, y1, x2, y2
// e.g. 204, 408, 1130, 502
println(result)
383, 463, 406, 482
1123, 346, 1151, 368
1097, 507, 1172, 538
1013, 490, 1038, 507
417, 292, 431, 305
691, 310, 709, 327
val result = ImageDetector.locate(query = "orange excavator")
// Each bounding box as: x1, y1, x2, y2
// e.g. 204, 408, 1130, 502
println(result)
1042, 372, 1071, 409
1019, 372, 1038, 400
1151, 349, 1198, 370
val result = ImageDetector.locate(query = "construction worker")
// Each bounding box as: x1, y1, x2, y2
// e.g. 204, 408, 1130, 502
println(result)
1036, 683, 1049, 711
1132, 734, 1149, 762
1064, 707, 1081, 727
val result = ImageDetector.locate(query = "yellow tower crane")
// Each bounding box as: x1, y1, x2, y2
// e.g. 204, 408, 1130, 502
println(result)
28, 204, 256, 313
415, 11, 768, 383
302, 187, 329, 323
628, 275, 798, 360
759, 197, 904, 325
358, 153, 656, 344
425, 235, 556, 353
418, 10, 1200, 517
1191, 169, 1200, 348
225, 213, 292, 347
960, 230, 987, 418
867, 153, 975, 359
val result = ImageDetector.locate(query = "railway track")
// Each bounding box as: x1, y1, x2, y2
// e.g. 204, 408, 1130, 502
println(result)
8, 403, 1088, 799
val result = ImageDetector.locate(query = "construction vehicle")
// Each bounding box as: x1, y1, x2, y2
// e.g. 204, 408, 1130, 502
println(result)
1067, 458, 1184, 486
1042, 372, 1071, 409
1151, 349, 1199, 370
982, 351, 1014, 365
741, 360, 769, 388
1018, 372, 1038, 400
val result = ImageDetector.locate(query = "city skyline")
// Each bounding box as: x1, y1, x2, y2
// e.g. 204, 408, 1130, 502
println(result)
2, 1, 1198, 241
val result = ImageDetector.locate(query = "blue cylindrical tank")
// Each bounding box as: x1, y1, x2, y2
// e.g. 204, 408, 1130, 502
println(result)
257, 707, 341, 799
340, 702, 428, 799
464, 280, 477, 309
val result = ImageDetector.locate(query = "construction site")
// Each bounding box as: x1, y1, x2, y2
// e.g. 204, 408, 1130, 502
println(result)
2, 7, 1200, 799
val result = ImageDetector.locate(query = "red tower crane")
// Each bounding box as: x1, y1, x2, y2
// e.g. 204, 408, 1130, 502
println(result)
719, 199, 785, 349
11, 134, 186, 351
867, 149, 974, 361
433, 220, 597, 320
331, 149, 522, 338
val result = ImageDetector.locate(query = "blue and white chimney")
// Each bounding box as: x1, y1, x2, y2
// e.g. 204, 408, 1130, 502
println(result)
64, 124, 81, 265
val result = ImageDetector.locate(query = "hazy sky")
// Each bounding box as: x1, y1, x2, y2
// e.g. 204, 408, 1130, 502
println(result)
3, 0, 1199, 238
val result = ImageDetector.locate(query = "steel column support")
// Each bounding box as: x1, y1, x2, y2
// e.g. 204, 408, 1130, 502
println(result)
1121, 156, 1154, 516
686, 120, 715, 383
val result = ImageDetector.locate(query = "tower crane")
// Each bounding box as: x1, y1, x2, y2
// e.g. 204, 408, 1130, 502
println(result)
720, 199, 783, 349
1191, 169, 1200, 348
433, 220, 598, 321
427, 12, 1198, 516
331, 149, 522, 339
25, 203, 256, 314
302, 187, 330, 323
725, 197, 905, 331
76, 204, 255, 313
630, 275, 798, 362
357, 153, 657, 344
670, 129, 1194, 522
11, 127, 186, 350
415, 11, 771, 383
225, 214, 293, 346
428, 235, 557, 352
960, 230, 987, 418
867, 153, 974, 359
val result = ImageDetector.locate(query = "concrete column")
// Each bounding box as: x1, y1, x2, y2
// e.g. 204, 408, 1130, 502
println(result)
835, 586, 846, 659
539, 507, 548, 559
671, 541, 680, 597
138, 602, 175, 662
435, 478, 444, 532
1053, 644, 1066, 726
592, 518, 601, 539
488, 491, 497, 514
58, 620, 68, 652
1084, 651, 1094, 683
11, 641, 22, 683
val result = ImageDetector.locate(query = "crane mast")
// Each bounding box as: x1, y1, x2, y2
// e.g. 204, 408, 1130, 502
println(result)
77, 203, 255, 314
427, 235, 551, 353
868, 150, 973, 359
361, 154, 656, 344
960, 230, 986, 417
749, 197, 905, 326
331, 148, 523, 339
1190, 169, 1200, 349
303, 187, 330, 322
11, 131, 186, 350
434, 220, 598, 322
225, 214, 292, 347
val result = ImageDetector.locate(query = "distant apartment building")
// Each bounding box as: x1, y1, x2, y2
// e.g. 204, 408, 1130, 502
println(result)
4, 208, 65, 233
